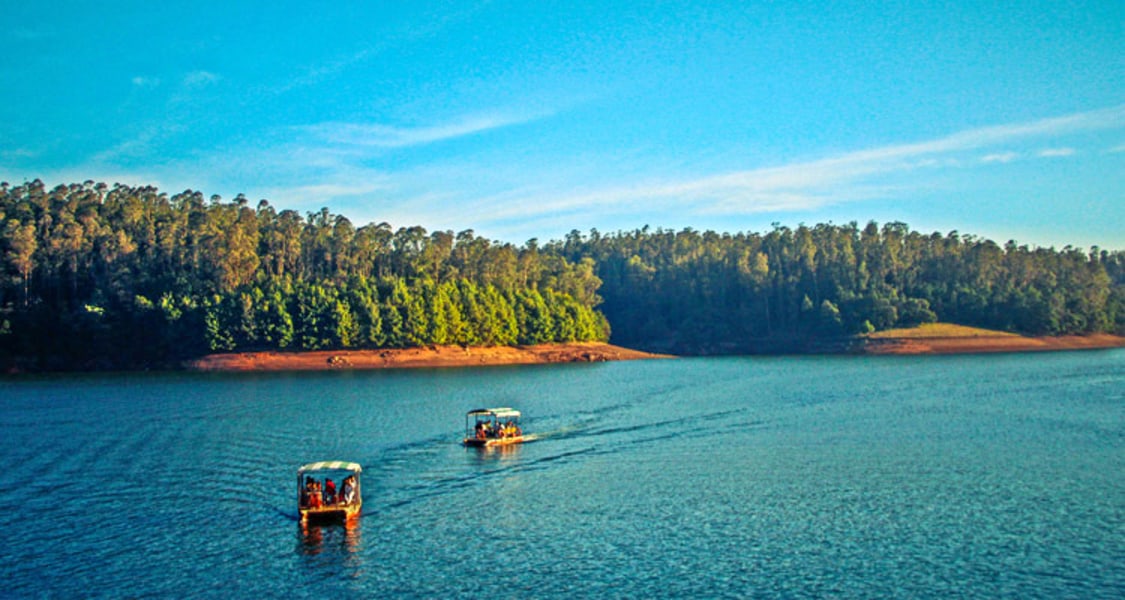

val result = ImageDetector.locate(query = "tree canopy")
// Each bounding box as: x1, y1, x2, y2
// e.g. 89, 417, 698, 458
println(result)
545, 222, 1125, 353
2, 180, 1121, 368
0, 180, 608, 369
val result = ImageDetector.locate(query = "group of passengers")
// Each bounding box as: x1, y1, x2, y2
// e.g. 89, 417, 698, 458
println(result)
301, 474, 357, 509
474, 419, 522, 440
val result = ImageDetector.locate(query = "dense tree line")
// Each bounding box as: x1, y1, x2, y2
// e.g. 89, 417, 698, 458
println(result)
2, 180, 1122, 368
0, 181, 607, 369
546, 222, 1125, 353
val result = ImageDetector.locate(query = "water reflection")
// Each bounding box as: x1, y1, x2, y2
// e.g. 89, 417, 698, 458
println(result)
298, 519, 362, 556
466, 442, 522, 463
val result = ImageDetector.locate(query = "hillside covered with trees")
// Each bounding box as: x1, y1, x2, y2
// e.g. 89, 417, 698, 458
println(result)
2, 180, 1123, 369
549, 223, 1125, 353
0, 181, 608, 370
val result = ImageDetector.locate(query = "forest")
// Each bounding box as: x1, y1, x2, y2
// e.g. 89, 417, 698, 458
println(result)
2, 179, 1123, 369
549, 223, 1125, 353
0, 181, 608, 369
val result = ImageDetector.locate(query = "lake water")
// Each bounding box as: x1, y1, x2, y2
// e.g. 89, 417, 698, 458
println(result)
1, 350, 1122, 598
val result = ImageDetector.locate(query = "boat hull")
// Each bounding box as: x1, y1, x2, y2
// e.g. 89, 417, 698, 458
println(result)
463, 435, 525, 447
300, 502, 361, 524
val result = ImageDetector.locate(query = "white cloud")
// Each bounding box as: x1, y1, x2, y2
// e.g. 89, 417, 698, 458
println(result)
981, 152, 1019, 163
1, 148, 39, 160
260, 178, 391, 210
456, 103, 1125, 222
271, 5, 487, 95
131, 76, 160, 88
88, 71, 223, 164
183, 71, 220, 87
234, 103, 1123, 235
57, 103, 1125, 239
91, 123, 184, 163
304, 111, 551, 149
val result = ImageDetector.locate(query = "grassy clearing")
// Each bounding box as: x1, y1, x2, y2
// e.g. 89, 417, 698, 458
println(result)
865, 323, 1022, 339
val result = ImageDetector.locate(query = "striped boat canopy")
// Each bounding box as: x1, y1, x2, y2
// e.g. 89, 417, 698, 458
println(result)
297, 460, 362, 475
467, 407, 520, 419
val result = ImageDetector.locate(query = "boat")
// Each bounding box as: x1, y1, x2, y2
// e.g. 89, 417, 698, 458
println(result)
297, 460, 362, 524
463, 407, 526, 447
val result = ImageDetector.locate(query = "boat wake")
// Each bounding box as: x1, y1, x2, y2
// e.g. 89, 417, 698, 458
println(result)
356, 405, 762, 515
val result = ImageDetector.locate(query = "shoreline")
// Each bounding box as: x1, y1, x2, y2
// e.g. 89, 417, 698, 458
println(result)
9, 330, 1121, 374
860, 334, 1125, 355
184, 342, 672, 372
859, 324, 1125, 355
183, 332, 1125, 373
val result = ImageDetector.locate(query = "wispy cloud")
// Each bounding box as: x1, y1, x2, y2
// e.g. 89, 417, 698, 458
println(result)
981, 152, 1019, 163
476, 104, 1125, 220
303, 111, 551, 149
1, 148, 39, 160
62, 103, 1125, 241
90, 71, 222, 163
183, 70, 220, 87
258, 170, 392, 209
131, 76, 160, 88
270, 4, 490, 95
1037, 147, 1075, 157
92, 123, 184, 163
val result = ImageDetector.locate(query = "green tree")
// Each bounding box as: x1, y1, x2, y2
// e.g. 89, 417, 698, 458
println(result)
348, 277, 384, 347
515, 288, 554, 344
203, 300, 235, 352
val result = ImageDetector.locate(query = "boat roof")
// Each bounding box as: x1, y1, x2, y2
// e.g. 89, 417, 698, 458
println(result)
297, 460, 362, 475
467, 407, 521, 418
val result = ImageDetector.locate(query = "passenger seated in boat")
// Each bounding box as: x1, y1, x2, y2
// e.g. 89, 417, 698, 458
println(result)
324, 479, 337, 505
301, 476, 316, 508
341, 476, 356, 505
307, 480, 323, 508
475, 421, 488, 440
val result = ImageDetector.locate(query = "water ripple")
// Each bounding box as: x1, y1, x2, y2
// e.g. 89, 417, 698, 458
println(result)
2, 352, 1123, 597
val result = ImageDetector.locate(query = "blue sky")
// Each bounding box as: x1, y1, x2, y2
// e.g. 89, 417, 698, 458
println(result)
2, 1, 1122, 249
